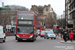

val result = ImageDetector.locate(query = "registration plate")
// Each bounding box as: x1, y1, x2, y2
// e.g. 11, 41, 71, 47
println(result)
23, 39, 27, 40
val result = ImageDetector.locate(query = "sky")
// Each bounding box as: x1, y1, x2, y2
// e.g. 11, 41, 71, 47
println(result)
0, 0, 65, 18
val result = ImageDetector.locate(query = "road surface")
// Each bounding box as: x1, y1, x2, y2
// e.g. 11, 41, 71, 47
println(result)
0, 36, 75, 50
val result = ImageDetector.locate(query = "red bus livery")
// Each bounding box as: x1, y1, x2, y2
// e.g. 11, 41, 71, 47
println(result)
15, 11, 37, 42
53, 25, 59, 35
53, 25, 59, 30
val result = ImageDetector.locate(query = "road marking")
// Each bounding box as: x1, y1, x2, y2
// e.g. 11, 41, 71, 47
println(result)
59, 41, 75, 44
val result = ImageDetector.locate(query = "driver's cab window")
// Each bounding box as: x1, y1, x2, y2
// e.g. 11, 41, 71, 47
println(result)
17, 28, 20, 32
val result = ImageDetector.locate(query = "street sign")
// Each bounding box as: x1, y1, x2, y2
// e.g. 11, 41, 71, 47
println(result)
67, 19, 75, 21
0, 8, 9, 10
6, 25, 11, 29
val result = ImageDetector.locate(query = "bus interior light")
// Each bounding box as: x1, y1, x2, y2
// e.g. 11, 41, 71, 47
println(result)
21, 17, 23, 19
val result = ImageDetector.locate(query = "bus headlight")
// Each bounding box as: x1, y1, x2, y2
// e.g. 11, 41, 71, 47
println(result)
16, 35, 20, 38
29, 35, 33, 38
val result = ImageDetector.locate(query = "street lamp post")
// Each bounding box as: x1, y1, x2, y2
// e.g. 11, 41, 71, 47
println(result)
61, 15, 62, 27
65, 0, 66, 28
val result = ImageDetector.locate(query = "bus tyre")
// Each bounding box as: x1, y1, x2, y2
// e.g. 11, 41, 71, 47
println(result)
32, 38, 36, 42
31, 38, 36, 42
17, 40, 21, 42
31, 39, 34, 42
34, 38, 36, 41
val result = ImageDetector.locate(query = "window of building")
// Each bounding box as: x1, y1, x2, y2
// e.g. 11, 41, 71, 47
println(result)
73, 3, 74, 8
74, 1, 75, 7
72, 11, 75, 19
74, 11, 75, 18
69, 6, 71, 11
72, 4, 73, 9
68, 0, 71, 3
46, 8, 48, 11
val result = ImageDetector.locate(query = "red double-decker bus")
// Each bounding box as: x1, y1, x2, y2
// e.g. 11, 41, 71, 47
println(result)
15, 11, 37, 42
53, 25, 59, 30
53, 25, 59, 35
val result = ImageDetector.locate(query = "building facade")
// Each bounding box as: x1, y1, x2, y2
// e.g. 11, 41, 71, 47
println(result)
66, 0, 71, 23
68, 0, 75, 28
30, 4, 57, 28
65, 0, 75, 28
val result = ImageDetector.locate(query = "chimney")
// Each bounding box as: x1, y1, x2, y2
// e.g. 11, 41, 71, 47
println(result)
48, 4, 50, 6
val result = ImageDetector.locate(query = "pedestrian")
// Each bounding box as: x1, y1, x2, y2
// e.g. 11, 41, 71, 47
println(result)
63, 29, 67, 42
69, 29, 74, 42
61, 29, 64, 38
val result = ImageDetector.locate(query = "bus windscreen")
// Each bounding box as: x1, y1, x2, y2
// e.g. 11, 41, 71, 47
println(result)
17, 26, 33, 34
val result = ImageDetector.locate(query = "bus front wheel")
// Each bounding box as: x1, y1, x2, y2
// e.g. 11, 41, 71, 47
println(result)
31, 37, 36, 42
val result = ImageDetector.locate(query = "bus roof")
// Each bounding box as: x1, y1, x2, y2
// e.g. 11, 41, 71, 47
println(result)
17, 11, 34, 13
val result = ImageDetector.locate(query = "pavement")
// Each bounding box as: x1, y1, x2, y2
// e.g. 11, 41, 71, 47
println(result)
57, 36, 75, 44
59, 40, 75, 44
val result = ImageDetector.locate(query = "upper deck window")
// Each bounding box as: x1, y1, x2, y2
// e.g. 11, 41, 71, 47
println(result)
18, 13, 33, 20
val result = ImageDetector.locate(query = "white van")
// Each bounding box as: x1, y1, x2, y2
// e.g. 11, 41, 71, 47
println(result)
0, 26, 6, 42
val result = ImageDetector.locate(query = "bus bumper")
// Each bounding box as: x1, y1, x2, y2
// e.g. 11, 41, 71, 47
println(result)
16, 37, 34, 40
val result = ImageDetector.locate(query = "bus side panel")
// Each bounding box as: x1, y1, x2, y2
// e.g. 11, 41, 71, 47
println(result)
15, 13, 18, 34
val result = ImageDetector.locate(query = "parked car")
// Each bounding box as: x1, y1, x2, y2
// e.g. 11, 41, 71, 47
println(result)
40, 31, 46, 37
45, 29, 51, 31
0, 26, 6, 43
44, 30, 56, 39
